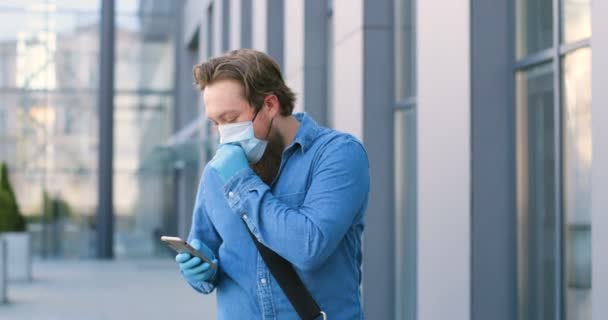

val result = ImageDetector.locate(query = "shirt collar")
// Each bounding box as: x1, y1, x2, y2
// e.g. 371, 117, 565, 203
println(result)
290, 112, 321, 153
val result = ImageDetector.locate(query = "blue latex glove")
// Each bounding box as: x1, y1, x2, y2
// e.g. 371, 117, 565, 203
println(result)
175, 239, 218, 283
209, 144, 249, 183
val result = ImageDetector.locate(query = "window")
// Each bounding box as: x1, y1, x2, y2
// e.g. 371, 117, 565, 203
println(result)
562, 47, 592, 320
561, 0, 591, 44
515, 0, 591, 319
516, 63, 557, 320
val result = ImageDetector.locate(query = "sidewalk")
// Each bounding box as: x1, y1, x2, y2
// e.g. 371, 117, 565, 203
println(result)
0, 258, 217, 320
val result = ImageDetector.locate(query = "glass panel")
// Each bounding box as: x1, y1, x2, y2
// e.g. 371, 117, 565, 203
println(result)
562, 48, 592, 320
561, 0, 591, 44
395, 0, 416, 101
0, 0, 100, 12
0, 2, 178, 259
394, 108, 416, 320
115, 15, 175, 91
516, 0, 553, 58
0, 0, 101, 259
0, 90, 99, 258
516, 63, 557, 320
113, 94, 174, 258
0, 10, 99, 90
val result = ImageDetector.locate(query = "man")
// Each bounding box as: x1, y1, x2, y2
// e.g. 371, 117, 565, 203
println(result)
175, 49, 369, 319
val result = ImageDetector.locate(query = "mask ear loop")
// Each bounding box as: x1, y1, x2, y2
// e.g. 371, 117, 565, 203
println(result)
264, 117, 274, 140
252, 99, 274, 141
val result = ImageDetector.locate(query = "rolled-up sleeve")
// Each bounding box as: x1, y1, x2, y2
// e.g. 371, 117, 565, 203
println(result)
185, 170, 223, 294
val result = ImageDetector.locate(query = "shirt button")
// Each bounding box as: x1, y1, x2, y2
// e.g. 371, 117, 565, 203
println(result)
243, 214, 248, 220
228, 191, 234, 198
260, 278, 267, 285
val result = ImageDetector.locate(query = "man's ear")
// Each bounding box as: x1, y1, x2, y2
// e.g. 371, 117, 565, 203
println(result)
264, 94, 281, 118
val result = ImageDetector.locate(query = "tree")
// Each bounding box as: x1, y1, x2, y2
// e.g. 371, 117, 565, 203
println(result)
0, 162, 26, 232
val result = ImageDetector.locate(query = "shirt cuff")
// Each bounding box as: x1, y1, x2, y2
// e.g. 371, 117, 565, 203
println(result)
223, 167, 267, 239
183, 270, 218, 294
223, 167, 262, 211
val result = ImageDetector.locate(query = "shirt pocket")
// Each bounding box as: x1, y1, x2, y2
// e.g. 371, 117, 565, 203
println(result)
275, 191, 307, 209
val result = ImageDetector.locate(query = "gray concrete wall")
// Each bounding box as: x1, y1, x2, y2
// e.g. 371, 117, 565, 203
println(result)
592, 1, 608, 319
283, 0, 305, 113
284, 0, 329, 125
417, 0, 471, 319
332, 0, 363, 138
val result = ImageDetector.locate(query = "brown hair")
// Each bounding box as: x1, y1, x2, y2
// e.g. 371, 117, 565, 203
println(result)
192, 49, 296, 116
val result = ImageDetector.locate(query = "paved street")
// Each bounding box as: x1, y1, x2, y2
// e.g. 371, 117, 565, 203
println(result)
0, 259, 217, 320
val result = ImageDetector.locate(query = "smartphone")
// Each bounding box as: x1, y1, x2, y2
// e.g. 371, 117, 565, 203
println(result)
160, 236, 217, 270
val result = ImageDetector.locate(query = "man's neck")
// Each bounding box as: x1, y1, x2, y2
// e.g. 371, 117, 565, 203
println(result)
277, 115, 300, 148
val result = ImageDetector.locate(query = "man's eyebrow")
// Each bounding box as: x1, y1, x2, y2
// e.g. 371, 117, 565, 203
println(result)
217, 110, 240, 121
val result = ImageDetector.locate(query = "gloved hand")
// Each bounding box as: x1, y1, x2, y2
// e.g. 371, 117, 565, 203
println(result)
209, 144, 249, 183
175, 239, 218, 283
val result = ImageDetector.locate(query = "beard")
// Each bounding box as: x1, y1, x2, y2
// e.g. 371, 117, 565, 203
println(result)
250, 131, 284, 185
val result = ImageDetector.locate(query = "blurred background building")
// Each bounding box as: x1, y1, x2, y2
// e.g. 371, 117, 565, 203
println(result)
0, 0, 606, 320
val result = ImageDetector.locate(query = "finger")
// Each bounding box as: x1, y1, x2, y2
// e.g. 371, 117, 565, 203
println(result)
190, 267, 216, 282
184, 262, 210, 275
175, 252, 191, 263
183, 262, 211, 276
180, 257, 202, 270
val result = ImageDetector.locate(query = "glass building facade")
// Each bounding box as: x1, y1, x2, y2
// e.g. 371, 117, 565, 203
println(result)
0, 0, 178, 258
516, 0, 592, 319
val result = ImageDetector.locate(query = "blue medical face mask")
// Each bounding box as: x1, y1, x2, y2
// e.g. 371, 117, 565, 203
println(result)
217, 111, 268, 164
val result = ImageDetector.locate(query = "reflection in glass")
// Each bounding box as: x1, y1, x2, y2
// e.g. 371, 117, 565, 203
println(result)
562, 48, 592, 320
516, 0, 553, 58
115, 15, 175, 91
0, 2, 101, 258
395, 0, 416, 101
517, 63, 557, 320
561, 0, 591, 44
394, 109, 416, 320
0, 3, 178, 258
113, 93, 174, 258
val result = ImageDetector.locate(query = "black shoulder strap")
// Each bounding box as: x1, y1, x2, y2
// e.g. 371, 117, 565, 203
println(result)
244, 225, 326, 320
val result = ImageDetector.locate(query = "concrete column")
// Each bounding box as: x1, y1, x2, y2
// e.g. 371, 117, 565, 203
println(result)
252, 0, 268, 53
332, 0, 363, 138
284, 0, 330, 124
470, 0, 517, 319
229, 0, 241, 50
417, 0, 471, 319
212, 0, 224, 55
251, 0, 283, 68
333, 0, 395, 318
592, 1, 608, 319
284, 0, 305, 113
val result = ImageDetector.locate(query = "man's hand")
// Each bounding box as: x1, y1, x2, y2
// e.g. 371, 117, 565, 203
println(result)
209, 144, 249, 182
175, 239, 218, 283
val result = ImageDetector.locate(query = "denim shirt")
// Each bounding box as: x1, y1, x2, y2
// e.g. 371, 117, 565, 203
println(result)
186, 113, 370, 319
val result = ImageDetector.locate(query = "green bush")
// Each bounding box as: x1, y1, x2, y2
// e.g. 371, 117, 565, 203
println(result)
0, 162, 26, 232
42, 190, 72, 220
